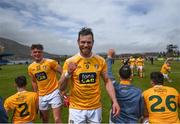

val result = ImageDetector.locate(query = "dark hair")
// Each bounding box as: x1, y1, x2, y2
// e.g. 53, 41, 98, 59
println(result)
119, 65, 131, 79
15, 76, 27, 88
150, 72, 164, 85
31, 44, 43, 50
78, 27, 94, 42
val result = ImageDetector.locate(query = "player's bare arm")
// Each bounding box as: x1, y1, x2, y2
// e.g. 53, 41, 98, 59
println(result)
31, 76, 38, 92
101, 72, 120, 117
56, 65, 63, 74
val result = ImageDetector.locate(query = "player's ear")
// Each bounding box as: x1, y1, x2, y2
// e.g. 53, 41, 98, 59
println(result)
30, 50, 33, 57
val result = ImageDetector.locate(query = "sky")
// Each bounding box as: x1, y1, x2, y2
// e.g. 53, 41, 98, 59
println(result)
0, 0, 180, 55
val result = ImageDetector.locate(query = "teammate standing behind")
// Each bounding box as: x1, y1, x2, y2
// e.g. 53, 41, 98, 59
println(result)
4, 76, 38, 123
28, 44, 63, 123
107, 49, 144, 123
143, 72, 180, 123
60, 27, 120, 123
129, 56, 136, 77
160, 58, 172, 83
136, 56, 144, 78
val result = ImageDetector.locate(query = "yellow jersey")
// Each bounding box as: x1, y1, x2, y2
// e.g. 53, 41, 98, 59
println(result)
4, 91, 38, 123
136, 57, 144, 66
129, 57, 136, 66
28, 59, 59, 96
143, 85, 179, 123
161, 63, 171, 74
63, 53, 107, 110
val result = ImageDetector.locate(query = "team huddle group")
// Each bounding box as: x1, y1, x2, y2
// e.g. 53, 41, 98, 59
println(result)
0, 27, 179, 123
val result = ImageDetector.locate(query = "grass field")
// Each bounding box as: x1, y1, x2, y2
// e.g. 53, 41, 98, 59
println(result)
0, 60, 179, 123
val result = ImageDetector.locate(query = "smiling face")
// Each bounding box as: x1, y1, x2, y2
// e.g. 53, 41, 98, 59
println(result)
31, 48, 43, 62
78, 34, 94, 58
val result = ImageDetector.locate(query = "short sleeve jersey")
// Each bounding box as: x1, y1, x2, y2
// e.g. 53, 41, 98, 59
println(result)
4, 91, 38, 123
28, 59, 59, 96
129, 58, 136, 66
63, 53, 107, 109
136, 58, 144, 66
143, 85, 179, 123
160, 63, 171, 74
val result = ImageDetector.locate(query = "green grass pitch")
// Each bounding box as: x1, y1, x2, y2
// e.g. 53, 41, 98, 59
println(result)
0, 60, 179, 123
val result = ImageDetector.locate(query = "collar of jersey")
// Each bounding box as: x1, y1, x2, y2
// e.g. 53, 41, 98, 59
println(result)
120, 80, 131, 85
78, 52, 94, 58
17, 90, 27, 94
34, 58, 45, 64
154, 85, 163, 88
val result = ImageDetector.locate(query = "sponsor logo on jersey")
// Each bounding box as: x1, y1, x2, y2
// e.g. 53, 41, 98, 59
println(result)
79, 72, 96, 84
35, 71, 47, 81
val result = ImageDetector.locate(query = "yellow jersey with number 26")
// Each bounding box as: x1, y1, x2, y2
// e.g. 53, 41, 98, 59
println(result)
143, 85, 179, 123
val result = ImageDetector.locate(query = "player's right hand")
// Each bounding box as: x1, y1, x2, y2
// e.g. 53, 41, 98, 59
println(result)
67, 62, 77, 74
63, 95, 70, 107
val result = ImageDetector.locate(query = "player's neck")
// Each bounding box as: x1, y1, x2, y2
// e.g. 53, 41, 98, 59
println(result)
17, 87, 26, 92
35, 58, 44, 63
80, 52, 93, 58
120, 79, 131, 85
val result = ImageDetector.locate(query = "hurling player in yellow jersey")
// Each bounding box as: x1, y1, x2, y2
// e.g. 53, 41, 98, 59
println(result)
160, 58, 172, 83
143, 72, 180, 123
4, 76, 38, 123
129, 56, 136, 77
136, 56, 144, 78
28, 44, 63, 123
60, 27, 120, 123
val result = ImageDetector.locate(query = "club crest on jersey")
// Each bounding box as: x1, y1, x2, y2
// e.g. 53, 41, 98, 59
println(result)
36, 65, 41, 71
84, 62, 90, 69
35, 71, 47, 81
79, 72, 96, 84
94, 64, 99, 69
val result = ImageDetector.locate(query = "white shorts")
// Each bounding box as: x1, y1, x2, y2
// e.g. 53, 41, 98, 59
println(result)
39, 89, 62, 110
69, 108, 102, 124
130, 65, 134, 69
162, 74, 169, 79
137, 66, 143, 71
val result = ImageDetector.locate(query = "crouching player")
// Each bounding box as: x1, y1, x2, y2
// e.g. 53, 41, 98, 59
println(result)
143, 72, 180, 123
4, 76, 38, 123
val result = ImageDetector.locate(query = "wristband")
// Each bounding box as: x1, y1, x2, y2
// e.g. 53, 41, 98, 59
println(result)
65, 71, 71, 78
